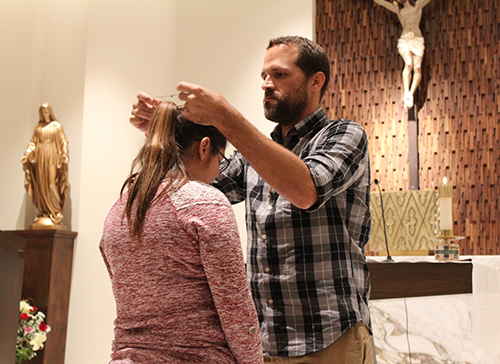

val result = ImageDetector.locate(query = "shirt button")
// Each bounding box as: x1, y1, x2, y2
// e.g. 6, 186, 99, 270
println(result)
268, 299, 273, 305
268, 205, 272, 210
262, 234, 267, 240
264, 267, 270, 273
249, 326, 257, 335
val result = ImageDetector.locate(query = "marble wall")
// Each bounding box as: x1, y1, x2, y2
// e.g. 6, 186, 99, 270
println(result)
370, 294, 474, 363
369, 256, 500, 364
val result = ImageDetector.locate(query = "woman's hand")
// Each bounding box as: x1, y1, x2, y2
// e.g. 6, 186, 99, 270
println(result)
129, 92, 162, 133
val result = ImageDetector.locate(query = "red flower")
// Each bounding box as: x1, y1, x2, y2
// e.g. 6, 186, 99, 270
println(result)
39, 323, 48, 331
20, 313, 29, 320
30, 306, 38, 313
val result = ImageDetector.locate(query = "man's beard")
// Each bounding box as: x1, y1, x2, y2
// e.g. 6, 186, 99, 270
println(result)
263, 82, 309, 127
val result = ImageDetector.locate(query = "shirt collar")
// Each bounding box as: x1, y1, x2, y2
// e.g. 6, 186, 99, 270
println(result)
270, 107, 327, 148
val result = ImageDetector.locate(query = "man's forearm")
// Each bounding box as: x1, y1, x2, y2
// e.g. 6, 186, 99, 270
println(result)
217, 110, 318, 210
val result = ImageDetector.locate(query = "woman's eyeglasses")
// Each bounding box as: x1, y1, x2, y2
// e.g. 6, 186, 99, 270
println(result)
214, 149, 230, 173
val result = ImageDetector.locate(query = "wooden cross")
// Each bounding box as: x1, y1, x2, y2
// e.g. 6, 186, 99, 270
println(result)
408, 93, 419, 190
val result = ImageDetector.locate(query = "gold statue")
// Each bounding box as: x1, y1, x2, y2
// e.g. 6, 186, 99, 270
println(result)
374, 0, 432, 109
21, 103, 69, 229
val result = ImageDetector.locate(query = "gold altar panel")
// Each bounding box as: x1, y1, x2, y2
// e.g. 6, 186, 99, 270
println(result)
316, 0, 500, 255
369, 190, 438, 255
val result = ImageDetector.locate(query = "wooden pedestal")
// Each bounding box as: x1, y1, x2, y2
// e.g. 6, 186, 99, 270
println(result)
0, 231, 26, 364
8, 230, 77, 364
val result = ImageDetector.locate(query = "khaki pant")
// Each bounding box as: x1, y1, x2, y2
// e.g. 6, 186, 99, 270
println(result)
264, 322, 375, 364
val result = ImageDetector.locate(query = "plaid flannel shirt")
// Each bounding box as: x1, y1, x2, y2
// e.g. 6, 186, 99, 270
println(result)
213, 108, 371, 357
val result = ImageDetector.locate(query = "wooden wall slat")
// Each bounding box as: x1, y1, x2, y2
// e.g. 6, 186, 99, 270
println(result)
316, 0, 500, 255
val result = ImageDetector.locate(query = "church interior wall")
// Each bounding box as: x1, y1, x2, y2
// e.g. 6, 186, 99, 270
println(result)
0, 1, 315, 363
2, 0, 498, 363
316, 0, 500, 255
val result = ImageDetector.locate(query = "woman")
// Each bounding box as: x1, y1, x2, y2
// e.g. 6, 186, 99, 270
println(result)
100, 102, 263, 363
21, 102, 69, 227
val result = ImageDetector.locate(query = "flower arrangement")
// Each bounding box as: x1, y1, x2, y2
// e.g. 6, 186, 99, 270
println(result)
16, 300, 51, 364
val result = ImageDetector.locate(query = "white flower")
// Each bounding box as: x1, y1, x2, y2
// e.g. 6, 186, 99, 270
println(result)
29, 332, 47, 351
20, 300, 31, 314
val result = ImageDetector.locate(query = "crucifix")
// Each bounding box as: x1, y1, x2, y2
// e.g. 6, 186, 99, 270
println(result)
374, 0, 432, 189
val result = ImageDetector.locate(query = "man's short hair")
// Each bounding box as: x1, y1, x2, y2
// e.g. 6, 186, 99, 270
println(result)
267, 36, 330, 99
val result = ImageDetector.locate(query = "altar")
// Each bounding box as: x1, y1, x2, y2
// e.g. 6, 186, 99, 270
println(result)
368, 255, 500, 364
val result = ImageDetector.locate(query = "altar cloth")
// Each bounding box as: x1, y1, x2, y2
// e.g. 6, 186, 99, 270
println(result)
471, 256, 500, 361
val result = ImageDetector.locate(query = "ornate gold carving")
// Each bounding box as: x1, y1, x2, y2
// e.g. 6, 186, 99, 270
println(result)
369, 190, 438, 255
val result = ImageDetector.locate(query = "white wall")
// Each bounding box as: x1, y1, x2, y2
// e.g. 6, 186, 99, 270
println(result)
0, 0, 87, 230
0, 1, 314, 363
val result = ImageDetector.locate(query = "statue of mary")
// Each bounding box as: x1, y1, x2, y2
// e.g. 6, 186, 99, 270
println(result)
21, 103, 69, 229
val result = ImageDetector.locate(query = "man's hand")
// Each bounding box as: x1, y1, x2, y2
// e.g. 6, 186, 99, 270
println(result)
129, 92, 161, 132
176, 82, 238, 129
176, 83, 317, 209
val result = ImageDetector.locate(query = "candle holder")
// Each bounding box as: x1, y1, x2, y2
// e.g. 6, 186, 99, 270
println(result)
435, 229, 464, 261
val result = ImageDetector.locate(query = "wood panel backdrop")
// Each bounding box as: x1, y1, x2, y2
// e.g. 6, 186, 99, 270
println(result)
316, 0, 500, 255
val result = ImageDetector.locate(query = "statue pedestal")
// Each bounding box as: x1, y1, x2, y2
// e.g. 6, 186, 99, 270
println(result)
0, 231, 26, 364
8, 229, 77, 364
30, 217, 66, 230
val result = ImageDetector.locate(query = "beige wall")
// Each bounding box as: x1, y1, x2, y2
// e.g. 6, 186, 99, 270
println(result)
0, 0, 314, 362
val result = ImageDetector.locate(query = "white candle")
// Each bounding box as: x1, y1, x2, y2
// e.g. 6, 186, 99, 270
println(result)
438, 177, 453, 231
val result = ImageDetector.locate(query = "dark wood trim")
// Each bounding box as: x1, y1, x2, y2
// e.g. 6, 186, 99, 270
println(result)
0, 231, 26, 364
8, 229, 77, 364
368, 260, 473, 300
408, 118, 419, 190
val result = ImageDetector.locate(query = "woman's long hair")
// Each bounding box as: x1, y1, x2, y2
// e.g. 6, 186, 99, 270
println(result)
121, 101, 226, 241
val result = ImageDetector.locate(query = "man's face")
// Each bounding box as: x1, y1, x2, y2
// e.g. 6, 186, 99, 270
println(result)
261, 44, 310, 126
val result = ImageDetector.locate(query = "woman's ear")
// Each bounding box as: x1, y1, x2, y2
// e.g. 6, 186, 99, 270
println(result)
197, 137, 212, 162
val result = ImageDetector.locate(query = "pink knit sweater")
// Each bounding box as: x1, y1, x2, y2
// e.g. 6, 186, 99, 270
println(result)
100, 180, 263, 363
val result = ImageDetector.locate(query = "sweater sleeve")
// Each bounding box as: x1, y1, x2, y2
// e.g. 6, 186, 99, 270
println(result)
177, 194, 263, 364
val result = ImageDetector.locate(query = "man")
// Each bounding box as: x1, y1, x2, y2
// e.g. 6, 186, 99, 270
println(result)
374, 0, 432, 109
131, 36, 373, 363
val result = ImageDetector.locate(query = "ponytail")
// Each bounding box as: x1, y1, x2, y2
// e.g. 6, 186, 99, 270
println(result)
121, 102, 226, 242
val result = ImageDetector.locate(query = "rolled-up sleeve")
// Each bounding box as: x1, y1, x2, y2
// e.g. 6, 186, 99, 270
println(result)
304, 121, 370, 213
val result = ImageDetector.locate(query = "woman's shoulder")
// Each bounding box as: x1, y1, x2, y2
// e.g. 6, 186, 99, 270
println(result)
169, 180, 230, 209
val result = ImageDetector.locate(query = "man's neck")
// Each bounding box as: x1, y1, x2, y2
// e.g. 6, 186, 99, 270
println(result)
280, 124, 295, 139
280, 104, 321, 139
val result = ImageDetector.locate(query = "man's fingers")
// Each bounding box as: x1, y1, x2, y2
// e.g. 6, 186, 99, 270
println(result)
176, 81, 195, 94
177, 82, 204, 101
